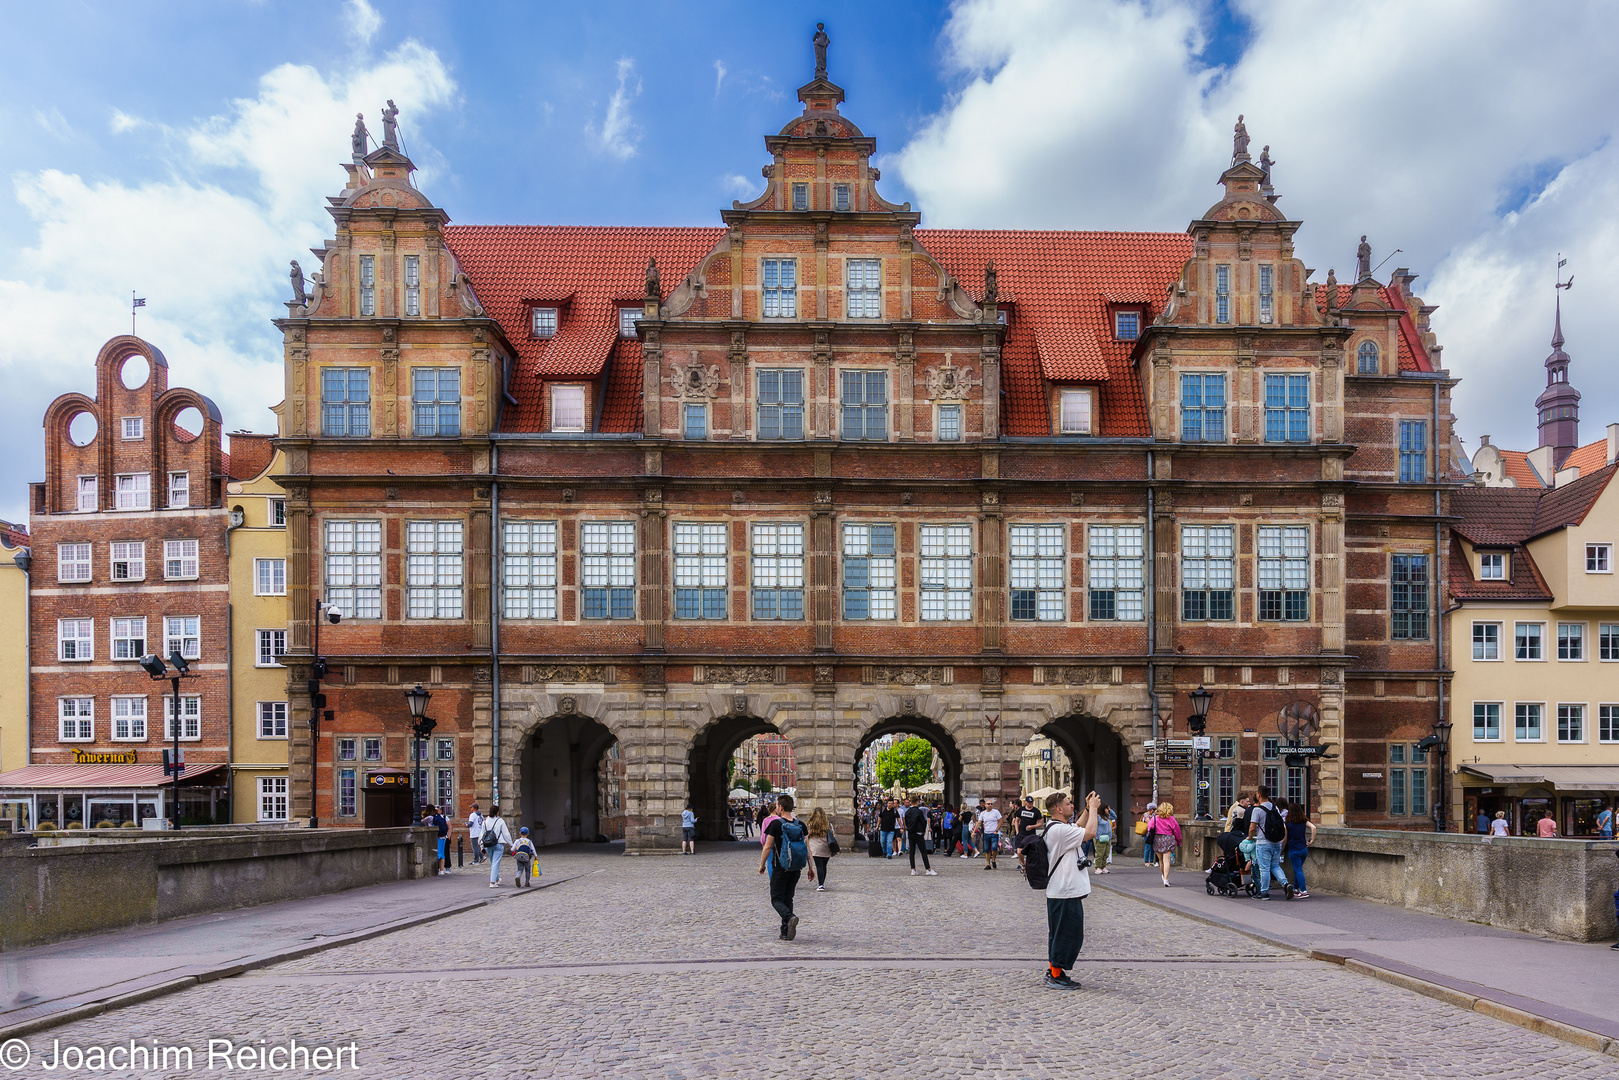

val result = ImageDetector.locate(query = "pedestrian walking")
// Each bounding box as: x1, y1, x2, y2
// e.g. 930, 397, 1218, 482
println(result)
1536, 812, 1559, 838
980, 801, 1002, 870
512, 827, 539, 888
1139, 805, 1158, 865
466, 803, 485, 864
1245, 788, 1292, 900
959, 806, 976, 858
806, 806, 836, 891
483, 804, 513, 887
1041, 789, 1101, 990
905, 795, 937, 875
681, 803, 697, 854
1476, 809, 1490, 835
1014, 795, 1042, 875
1284, 805, 1315, 898
1149, 802, 1182, 886
941, 805, 956, 856
1597, 804, 1613, 840
758, 794, 813, 940
1490, 810, 1509, 836
1092, 803, 1115, 873
879, 799, 899, 859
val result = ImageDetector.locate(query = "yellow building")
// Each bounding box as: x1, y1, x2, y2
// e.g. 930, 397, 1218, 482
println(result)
1020, 735, 1072, 795
0, 522, 30, 788
225, 437, 291, 824
1450, 464, 1619, 837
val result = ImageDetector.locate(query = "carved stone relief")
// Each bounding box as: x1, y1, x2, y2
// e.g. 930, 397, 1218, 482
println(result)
873, 666, 947, 686
923, 358, 977, 401
700, 665, 776, 685
669, 362, 722, 399
532, 665, 606, 683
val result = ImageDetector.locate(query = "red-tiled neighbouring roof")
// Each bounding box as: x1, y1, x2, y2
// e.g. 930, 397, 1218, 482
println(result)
1529, 462, 1617, 537
444, 226, 726, 432
1383, 284, 1433, 373
1452, 485, 1541, 546
0, 522, 28, 549
1561, 438, 1609, 477
1496, 449, 1544, 488
1447, 534, 1551, 602
917, 230, 1192, 437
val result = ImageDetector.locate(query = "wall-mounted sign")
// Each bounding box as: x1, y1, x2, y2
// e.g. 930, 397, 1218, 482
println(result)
71, 748, 137, 765
1361, 772, 1383, 779
365, 772, 411, 789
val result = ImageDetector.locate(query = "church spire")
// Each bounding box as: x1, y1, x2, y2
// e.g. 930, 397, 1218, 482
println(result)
1535, 258, 1579, 468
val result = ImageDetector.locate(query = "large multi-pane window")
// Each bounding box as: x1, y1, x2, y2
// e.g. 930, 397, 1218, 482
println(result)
1358, 340, 1380, 374
407, 521, 464, 618
325, 520, 382, 619
1390, 555, 1429, 640
162, 695, 201, 741
1263, 374, 1309, 443
1473, 702, 1501, 741
841, 370, 888, 441
111, 541, 144, 582
164, 539, 198, 580
581, 522, 636, 619
751, 523, 804, 620
937, 404, 962, 442
842, 524, 896, 620
1399, 421, 1427, 483
59, 698, 93, 741
502, 521, 557, 619
255, 558, 286, 596
1010, 524, 1065, 621
834, 183, 851, 211
1515, 702, 1543, 741
321, 369, 371, 437
58, 542, 92, 582
1516, 622, 1543, 660
1600, 705, 1619, 743
1215, 264, 1230, 323
358, 255, 376, 316
674, 523, 727, 619
115, 473, 151, 511
1558, 704, 1585, 742
757, 369, 804, 440
1258, 265, 1274, 324
792, 183, 809, 211
258, 701, 288, 738
1217, 765, 1236, 816
919, 525, 973, 621
164, 616, 200, 661
1181, 525, 1234, 621
403, 255, 420, 316
77, 476, 97, 512
1601, 624, 1619, 661
846, 259, 881, 318
168, 472, 190, 509
1258, 526, 1310, 621
762, 258, 798, 318
58, 619, 92, 661
1089, 525, 1144, 621
337, 769, 358, 817
411, 369, 461, 437
1472, 622, 1500, 661
112, 617, 146, 660
1180, 374, 1226, 442
112, 696, 147, 741
256, 629, 286, 667
258, 777, 289, 822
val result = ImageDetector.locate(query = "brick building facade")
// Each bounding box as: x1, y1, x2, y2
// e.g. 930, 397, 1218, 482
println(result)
275, 45, 1460, 850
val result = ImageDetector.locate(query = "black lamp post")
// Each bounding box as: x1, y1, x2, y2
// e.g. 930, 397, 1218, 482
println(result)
404, 683, 435, 823
1417, 718, 1453, 833
306, 600, 342, 828
140, 651, 197, 830
1188, 685, 1214, 820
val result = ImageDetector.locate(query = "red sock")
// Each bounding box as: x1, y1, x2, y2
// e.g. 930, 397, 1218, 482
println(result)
1049, 965, 1063, 978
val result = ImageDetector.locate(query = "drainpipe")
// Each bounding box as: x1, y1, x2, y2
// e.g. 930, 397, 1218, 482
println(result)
490, 443, 501, 807
1433, 376, 1446, 831
1146, 450, 1159, 811
13, 549, 31, 766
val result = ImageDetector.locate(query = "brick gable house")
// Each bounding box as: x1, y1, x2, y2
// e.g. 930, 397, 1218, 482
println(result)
274, 47, 1459, 849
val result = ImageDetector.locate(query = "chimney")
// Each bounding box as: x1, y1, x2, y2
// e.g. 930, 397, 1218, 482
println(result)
1608, 423, 1619, 465
1479, 435, 1491, 447
1555, 465, 1581, 489
1527, 445, 1556, 486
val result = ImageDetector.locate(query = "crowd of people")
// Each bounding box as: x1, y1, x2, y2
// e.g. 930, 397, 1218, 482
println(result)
1207, 787, 1315, 899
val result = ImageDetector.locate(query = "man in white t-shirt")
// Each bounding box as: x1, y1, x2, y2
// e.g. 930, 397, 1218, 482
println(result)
979, 803, 1003, 870
1041, 789, 1100, 989
466, 804, 485, 865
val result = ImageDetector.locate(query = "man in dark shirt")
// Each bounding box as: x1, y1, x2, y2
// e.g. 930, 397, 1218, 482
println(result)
878, 801, 900, 858
759, 794, 814, 940
904, 796, 936, 876
1014, 796, 1042, 873
424, 804, 451, 876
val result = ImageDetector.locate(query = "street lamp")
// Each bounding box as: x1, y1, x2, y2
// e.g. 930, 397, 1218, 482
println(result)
140, 651, 197, 831
306, 600, 342, 827
1187, 686, 1214, 820
1416, 718, 1453, 833
404, 684, 435, 822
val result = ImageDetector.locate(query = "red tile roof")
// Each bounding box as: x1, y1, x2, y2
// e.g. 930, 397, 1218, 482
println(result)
1496, 448, 1545, 488
1561, 438, 1609, 477
1383, 284, 1434, 373
1529, 462, 1616, 536
1450, 466, 1619, 604
1447, 534, 1551, 602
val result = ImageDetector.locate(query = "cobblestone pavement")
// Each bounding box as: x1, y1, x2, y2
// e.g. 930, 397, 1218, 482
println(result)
22, 845, 1618, 1078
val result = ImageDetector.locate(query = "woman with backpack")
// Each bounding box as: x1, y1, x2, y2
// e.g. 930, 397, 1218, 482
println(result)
805, 806, 837, 891
482, 804, 513, 887
758, 794, 814, 939
1149, 801, 1183, 887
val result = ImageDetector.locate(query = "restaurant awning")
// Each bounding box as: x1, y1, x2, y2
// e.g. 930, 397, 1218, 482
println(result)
1458, 764, 1619, 792
0, 763, 228, 790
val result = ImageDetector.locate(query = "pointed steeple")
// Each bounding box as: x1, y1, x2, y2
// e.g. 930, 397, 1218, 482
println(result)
1551, 291, 1565, 351
1536, 280, 1579, 468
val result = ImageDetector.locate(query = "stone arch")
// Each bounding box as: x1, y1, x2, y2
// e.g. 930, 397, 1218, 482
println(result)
686, 705, 795, 842
497, 691, 627, 847
1038, 708, 1134, 834
855, 708, 965, 816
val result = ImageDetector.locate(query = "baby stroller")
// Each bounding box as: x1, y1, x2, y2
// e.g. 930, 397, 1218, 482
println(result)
1205, 854, 1244, 897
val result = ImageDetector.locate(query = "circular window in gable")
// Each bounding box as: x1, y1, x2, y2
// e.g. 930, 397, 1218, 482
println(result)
120, 355, 150, 390
68, 411, 98, 447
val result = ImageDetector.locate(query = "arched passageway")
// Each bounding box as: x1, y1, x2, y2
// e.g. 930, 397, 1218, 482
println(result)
854, 715, 963, 836
688, 714, 794, 841
1039, 712, 1131, 831
520, 713, 617, 847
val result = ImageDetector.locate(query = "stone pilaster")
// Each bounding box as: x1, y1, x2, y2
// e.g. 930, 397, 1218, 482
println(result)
641, 489, 666, 653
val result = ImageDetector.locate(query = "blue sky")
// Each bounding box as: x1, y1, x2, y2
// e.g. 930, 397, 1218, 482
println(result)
4, 0, 1619, 523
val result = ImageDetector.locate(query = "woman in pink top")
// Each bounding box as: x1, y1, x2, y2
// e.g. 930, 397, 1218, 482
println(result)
1150, 801, 1184, 886
1535, 814, 1558, 838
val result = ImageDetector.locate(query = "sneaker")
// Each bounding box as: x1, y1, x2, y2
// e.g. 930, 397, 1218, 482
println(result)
1043, 973, 1081, 990
926, 869, 938, 876
815, 884, 826, 891
1295, 891, 1310, 898
886, 854, 893, 860
785, 915, 799, 941
911, 869, 919, 876
1610, 941, 1619, 950
488, 882, 499, 888
1283, 884, 1296, 900
1258, 893, 1272, 901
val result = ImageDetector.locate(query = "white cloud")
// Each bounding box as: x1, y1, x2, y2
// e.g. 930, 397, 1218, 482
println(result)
109, 109, 146, 133
33, 107, 73, 139
590, 58, 642, 161
344, 0, 382, 47
722, 173, 758, 199
897, 0, 1619, 452
714, 60, 727, 97
0, 42, 457, 520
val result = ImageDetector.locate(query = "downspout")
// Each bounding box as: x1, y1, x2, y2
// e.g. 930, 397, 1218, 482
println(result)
1433, 375, 1446, 830
1146, 449, 1159, 811
18, 552, 30, 766
490, 443, 501, 808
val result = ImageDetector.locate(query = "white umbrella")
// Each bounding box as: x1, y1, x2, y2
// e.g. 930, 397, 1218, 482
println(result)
910, 781, 945, 795
728, 788, 753, 799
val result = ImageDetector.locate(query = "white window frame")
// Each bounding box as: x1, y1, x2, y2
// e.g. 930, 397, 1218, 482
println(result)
673, 522, 727, 620
1181, 525, 1235, 622
531, 306, 557, 338
1059, 390, 1092, 435
1009, 524, 1064, 622
121, 416, 143, 441
1472, 701, 1501, 743
1114, 311, 1140, 341
750, 523, 804, 621
839, 368, 888, 442
111, 616, 146, 660
110, 541, 145, 582
58, 618, 93, 661
919, 524, 973, 622
1557, 703, 1587, 744
1258, 264, 1274, 324
163, 539, 198, 580
1558, 622, 1585, 661
258, 701, 289, 739
683, 402, 708, 441
58, 542, 92, 583
407, 520, 464, 619
1514, 702, 1544, 743
1479, 553, 1505, 580
846, 258, 881, 319
1599, 704, 1619, 744
411, 368, 461, 438
581, 521, 637, 620
270, 498, 286, 527
833, 183, 851, 211
258, 776, 289, 822
1600, 623, 1619, 662
358, 255, 375, 317
1471, 621, 1501, 662
618, 307, 641, 338
324, 519, 382, 619
1515, 621, 1544, 661
111, 695, 148, 741
1586, 543, 1612, 573
256, 629, 287, 668
757, 368, 805, 439
115, 473, 151, 511
255, 558, 287, 596
1215, 264, 1230, 324
77, 475, 97, 513
502, 520, 558, 620
164, 616, 201, 661
762, 258, 798, 319
1088, 525, 1145, 621
551, 385, 586, 432
936, 403, 962, 443
168, 471, 190, 509
58, 697, 94, 742
160, 694, 201, 741
842, 523, 897, 621
1257, 525, 1309, 622
404, 254, 421, 317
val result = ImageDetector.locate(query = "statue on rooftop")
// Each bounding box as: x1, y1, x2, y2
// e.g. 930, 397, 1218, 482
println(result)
350, 113, 368, 158
984, 261, 998, 305
813, 23, 830, 79
1258, 145, 1274, 185
646, 257, 660, 298
381, 99, 399, 150
1232, 115, 1250, 162
1356, 235, 1372, 280
289, 260, 307, 307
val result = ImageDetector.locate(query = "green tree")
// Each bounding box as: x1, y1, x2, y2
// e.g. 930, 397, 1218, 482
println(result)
754, 777, 774, 795
724, 757, 736, 790
875, 736, 935, 790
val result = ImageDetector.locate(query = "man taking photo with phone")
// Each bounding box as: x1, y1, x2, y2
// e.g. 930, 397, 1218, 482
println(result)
1041, 789, 1101, 989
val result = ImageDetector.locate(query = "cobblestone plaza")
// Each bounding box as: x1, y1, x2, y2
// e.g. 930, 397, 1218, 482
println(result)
25, 847, 1617, 1078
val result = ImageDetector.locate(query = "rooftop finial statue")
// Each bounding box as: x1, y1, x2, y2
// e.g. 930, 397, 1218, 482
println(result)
1356, 235, 1372, 280
290, 260, 307, 306
351, 112, 368, 159
984, 260, 998, 305
381, 99, 399, 150
1232, 115, 1250, 162
813, 22, 830, 79
646, 256, 660, 298
1258, 145, 1274, 185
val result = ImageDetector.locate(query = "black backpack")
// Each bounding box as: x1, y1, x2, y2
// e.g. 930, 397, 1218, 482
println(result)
1024, 834, 1051, 889
1260, 804, 1286, 843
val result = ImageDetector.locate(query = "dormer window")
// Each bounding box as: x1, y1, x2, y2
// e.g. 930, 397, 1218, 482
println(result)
1114, 311, 1140, 341
531, 307, 557, 339
1480, 553, 1505, 580
121, 417, 143, 440
618, 308, 641, 338
792, 183, 809, 211
834, 184, 851, 211
551, 386, 585, 432
1357, 340, 1379, 374
1059, 390, 1092, 435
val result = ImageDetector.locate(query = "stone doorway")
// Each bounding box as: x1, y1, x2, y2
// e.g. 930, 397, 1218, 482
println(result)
1039, 711, 1131, 832
855, 715, 963, 836
688, 714, 795, 841
519, 713, 617, 847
